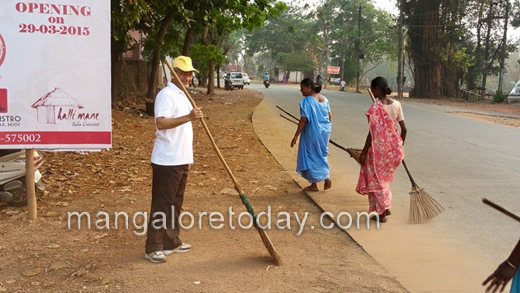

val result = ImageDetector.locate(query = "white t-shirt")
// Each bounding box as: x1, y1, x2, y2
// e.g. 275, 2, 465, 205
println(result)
151, 82, 194, 166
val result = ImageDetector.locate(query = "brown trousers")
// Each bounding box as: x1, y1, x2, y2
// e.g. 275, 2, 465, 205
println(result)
145, 163, 189, 254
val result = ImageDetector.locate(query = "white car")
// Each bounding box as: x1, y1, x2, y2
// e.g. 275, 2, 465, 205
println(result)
509, 80, 520, 95
225, 72, 245, 89
242, 73, 250, 85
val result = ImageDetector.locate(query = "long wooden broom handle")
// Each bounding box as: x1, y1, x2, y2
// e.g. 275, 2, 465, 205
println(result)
367, 88, 418, 188
278, 107, 351, 153
164, 60, 244, 195
482, 198, 520, 223
276, 105, 299, 122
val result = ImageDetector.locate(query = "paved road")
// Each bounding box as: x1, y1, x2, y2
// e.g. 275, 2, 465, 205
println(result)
250, 82, 520, 292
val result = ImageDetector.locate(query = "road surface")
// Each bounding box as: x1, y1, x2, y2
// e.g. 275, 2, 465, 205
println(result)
250, 81, 520, 292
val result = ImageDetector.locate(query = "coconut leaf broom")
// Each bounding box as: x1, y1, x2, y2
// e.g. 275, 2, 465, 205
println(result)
165, 60, 282, 266
367, 88, 443, 222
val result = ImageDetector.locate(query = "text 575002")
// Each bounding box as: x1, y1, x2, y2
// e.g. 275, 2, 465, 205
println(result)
2, 134, 42, 143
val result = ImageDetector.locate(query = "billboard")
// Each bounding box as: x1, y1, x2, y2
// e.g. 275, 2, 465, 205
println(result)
327, 66, 340, 75
0, 1, 111, 150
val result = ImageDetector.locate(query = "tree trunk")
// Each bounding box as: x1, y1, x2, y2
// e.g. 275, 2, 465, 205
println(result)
111, 50, 123, 106
147, 14, 174, 102
206, 29, 217, 95
182, 27, 194, 56
409, 0, 442, 98
440, 1, 459, 98
216, 62, 221, 88
207, 61, 215, 95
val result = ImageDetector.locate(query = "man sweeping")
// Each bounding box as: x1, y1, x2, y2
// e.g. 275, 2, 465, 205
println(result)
145, 56, 203, 263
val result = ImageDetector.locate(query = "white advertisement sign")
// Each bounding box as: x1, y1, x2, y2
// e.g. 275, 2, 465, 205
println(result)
0, 1, 111, 149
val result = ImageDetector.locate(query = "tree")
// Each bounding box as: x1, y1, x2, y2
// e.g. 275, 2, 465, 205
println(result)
404, 0, 520, 98
244, 0, 395, 87
110, 0, 154, 104
245, 6, 317, 79
201, 0, 287, 95
404, 0, 443, 98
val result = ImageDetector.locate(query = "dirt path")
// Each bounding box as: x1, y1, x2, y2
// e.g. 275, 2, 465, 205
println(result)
0, 88, 405, 292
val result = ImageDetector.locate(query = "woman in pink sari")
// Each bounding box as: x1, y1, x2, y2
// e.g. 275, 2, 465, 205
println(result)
356, 77, 407, 223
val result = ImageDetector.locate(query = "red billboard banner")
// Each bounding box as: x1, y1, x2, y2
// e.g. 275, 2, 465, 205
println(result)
327, 66, 340, 74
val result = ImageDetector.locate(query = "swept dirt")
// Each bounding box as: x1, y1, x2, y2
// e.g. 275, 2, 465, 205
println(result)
0, 88, 406, 292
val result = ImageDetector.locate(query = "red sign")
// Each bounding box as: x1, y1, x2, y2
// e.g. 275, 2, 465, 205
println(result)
327, 66, 340, 74
0, 131, 111, 145
0, 89, 6, 113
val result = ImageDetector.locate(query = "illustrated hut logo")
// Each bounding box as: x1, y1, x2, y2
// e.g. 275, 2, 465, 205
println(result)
31, 88, 83, 124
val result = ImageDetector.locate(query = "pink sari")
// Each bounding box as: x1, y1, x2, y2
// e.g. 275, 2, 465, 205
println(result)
355, 102, 404, 215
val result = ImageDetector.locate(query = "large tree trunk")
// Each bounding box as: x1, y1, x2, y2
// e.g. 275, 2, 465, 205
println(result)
182, 27, 194, 56
147, 14, 174, 102
440, 2, 461, 98
409, 0, 442, 98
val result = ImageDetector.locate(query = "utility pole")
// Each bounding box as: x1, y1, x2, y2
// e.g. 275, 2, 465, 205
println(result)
397, 0, 404, 99
355, 4, 361, 93
481, 1, 495, 100
324, 23, 330, 90
498, 0, 509, 95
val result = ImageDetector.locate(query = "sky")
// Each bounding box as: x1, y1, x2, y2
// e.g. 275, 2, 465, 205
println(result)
372, 0, 398, 16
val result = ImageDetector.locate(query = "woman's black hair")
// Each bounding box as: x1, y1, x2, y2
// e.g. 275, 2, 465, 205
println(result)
301, 77, 322, 94
370, 76, 392, 96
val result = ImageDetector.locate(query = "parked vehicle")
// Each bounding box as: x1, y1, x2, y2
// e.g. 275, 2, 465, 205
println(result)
0, 149, 45, 206
224, 78, 234, 91
509, 81, 520, 95
264, 79, 270, 88
225, 72, 245, 89
242, 73, 250, 85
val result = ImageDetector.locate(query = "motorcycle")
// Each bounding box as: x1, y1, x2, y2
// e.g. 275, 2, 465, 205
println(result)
0, 149, 45, 206
263, 79, 270, 88
224, 79, 234, 91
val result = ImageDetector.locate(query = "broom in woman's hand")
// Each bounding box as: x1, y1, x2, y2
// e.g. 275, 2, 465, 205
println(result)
482, 198, 520, 223
165, 60, 282, 266
367, 88, 444, 222
277, 107, 362, 164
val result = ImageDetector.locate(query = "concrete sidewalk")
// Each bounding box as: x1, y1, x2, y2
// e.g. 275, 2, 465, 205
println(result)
252, 93, 491, 292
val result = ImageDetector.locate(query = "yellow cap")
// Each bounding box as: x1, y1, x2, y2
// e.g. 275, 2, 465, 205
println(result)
172, 56, 199, 73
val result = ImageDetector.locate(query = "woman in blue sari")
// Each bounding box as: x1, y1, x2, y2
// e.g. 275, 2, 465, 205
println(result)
483, 238, 520, 292
291, 78, 332, 191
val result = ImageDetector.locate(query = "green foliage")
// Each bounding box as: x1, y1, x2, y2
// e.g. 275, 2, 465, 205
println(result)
277, 53, 316, 71
111, 0, 155, 55
190, 44, 226, 76
493, 92, 508, 103
244, 0, 395, 81
141, 22, 183, 63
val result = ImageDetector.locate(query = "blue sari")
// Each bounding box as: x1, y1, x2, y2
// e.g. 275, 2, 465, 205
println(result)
296, 96, 332, 183
512, 268, 520, 293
